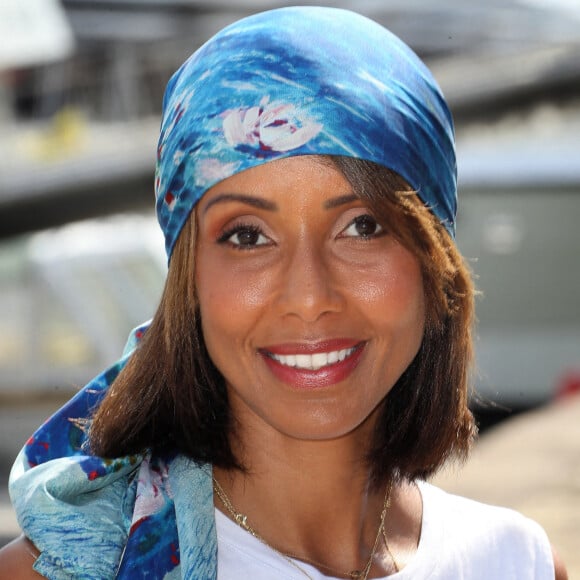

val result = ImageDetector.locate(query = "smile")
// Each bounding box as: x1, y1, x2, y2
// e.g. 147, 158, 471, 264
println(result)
260, 341, 365, 389
268, 348, 356, 371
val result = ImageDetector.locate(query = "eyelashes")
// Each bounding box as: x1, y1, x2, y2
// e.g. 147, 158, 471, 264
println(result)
216, 213, 386, 250
217, 223, 271, 249
340, 214, 384, 239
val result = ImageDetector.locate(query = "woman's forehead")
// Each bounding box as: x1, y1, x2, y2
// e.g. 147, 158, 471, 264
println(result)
198, 156, 356, 213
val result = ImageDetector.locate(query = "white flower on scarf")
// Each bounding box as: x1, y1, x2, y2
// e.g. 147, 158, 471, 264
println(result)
196, 158, 240, 186
223, 97, 322, 153
131, 457, 172, 528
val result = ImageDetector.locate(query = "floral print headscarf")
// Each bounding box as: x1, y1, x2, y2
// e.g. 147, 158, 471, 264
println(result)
155, 5, 457, 258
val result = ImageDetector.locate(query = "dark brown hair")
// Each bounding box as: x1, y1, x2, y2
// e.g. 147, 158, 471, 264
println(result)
90, 156, 476, 483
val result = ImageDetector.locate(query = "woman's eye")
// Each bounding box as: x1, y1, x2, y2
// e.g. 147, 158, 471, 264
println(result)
219, 225, 269, 248
341, 215, 383, 238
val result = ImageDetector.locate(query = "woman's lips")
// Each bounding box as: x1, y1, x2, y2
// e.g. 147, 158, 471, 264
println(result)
259, 340, 366, 389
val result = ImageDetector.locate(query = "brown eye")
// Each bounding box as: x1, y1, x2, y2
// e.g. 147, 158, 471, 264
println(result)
218, 224, 269, 248
342, 215, 383, 239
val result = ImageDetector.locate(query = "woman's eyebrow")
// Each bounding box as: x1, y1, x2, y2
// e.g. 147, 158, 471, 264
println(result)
202, 193, 278, 214
323, 193, 358, 209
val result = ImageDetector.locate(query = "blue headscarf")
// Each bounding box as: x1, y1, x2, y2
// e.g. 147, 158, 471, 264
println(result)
9, 8, 458, 579
156, 6, 457, 259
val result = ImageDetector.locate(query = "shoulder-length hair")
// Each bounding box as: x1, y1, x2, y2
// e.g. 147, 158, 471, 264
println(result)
89, 156, 477, 484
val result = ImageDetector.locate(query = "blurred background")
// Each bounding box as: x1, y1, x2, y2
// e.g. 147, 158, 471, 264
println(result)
1, 0, 579, 572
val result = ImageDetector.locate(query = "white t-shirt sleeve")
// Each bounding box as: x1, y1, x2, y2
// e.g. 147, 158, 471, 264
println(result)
418, 482, 555, 580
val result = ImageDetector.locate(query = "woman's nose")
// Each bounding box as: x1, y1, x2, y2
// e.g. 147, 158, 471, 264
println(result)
276, 242, 344, 322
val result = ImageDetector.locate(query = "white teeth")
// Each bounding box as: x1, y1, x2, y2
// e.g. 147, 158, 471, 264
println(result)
270, 348, 355, 370
311, 353, 328, 370
295, 354, 311, 368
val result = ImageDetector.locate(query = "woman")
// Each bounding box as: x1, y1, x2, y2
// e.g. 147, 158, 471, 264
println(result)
0, 6, 567, 579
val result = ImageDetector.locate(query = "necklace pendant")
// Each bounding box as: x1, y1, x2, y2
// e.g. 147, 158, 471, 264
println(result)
349, 571, 363, 580
235, 513, 249, 529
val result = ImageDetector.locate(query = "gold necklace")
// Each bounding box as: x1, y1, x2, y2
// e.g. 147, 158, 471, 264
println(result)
213, 476, 394, 580
381, 526, 400, 574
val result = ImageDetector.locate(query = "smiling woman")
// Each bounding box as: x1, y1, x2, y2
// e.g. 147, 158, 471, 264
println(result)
0, 5, 567, 580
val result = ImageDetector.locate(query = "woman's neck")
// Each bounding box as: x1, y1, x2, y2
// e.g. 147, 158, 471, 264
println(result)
213, 419, 398, 576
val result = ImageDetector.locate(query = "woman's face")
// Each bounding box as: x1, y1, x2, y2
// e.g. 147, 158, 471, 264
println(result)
195, 156, 425, 443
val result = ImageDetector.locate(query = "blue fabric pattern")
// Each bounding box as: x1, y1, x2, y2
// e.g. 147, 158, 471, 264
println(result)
9, 324, 217, 579
9, 6, 458, 578
156, 5, 457, 259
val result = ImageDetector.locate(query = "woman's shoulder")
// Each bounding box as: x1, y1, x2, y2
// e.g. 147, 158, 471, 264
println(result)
419, 481, 557, 578
421, 480, 546, 537
0, 536, 43, 579
421, 482, 538, 529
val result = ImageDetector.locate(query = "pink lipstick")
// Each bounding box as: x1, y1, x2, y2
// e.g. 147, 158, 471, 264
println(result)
259, 339, 365, 389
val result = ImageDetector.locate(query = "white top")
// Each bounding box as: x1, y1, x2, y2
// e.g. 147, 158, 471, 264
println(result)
216, 481, 554, 579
